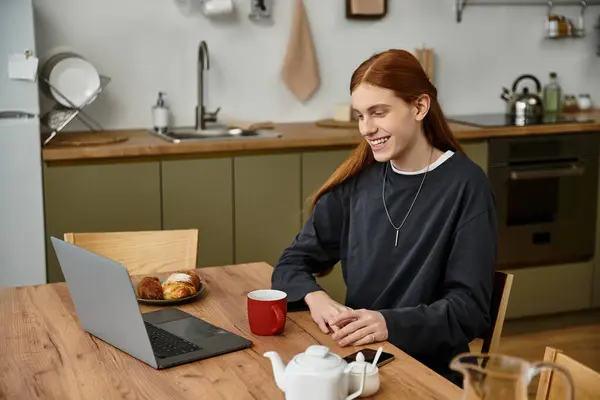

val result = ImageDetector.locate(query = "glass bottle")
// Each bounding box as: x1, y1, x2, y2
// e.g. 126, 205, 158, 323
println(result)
558, 16, 569, 37
546, 14, 559, 37
543, 72, 562, 114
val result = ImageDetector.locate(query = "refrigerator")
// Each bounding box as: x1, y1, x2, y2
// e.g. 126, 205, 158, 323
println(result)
0, 0, 47, 286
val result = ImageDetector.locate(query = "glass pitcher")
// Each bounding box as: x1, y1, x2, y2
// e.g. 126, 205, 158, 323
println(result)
450, 353, 575, 400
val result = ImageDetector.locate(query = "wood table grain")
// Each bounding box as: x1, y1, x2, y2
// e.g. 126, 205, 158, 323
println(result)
0, 262, 463, 400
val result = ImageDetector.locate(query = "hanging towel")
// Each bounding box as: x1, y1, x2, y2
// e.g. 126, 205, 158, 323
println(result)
281, 0, 320, 102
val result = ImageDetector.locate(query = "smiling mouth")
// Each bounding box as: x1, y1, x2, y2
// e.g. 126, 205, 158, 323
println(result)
368, 136, 390, 146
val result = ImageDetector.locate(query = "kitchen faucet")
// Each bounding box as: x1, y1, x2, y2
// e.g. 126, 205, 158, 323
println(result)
195, 40, 220, 131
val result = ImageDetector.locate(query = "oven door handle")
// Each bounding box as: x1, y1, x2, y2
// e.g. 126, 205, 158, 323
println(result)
509, 164, 586, 180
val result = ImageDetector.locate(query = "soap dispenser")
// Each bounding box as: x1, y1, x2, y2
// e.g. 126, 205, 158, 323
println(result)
152, 91, 169, 133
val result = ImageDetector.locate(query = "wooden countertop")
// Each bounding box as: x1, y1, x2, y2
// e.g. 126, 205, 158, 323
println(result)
41, 110, 600, 162
0, 262, 462, 399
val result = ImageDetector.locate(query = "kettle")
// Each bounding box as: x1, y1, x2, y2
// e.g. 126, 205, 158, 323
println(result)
501, 74, 544, 124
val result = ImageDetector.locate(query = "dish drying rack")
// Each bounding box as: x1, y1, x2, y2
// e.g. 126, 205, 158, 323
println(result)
39, 74, 111, 146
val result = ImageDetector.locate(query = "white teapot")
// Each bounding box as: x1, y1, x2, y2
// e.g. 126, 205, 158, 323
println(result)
264, 345, 366, 400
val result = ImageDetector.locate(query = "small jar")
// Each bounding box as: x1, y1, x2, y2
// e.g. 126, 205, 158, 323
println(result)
347, 352, 381, 397
563, 95, 579, 113
577, 94, 592, 111
558, 16, 569, 37
546, 15, 559, 37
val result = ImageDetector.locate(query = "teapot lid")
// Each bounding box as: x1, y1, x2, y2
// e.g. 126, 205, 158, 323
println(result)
294, 345, 342, 370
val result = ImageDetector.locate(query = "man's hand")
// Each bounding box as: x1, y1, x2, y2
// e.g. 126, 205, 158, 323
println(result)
329, 309, 389, 347
304, 291, 352, 334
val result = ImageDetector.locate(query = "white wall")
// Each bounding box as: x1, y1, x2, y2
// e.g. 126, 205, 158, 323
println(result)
33, 0, 600, 130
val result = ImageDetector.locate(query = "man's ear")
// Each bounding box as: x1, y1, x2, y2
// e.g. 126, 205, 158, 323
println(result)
414, 95, 431, 121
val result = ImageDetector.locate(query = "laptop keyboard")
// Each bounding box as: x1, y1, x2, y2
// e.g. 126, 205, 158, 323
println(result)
144, 321, 202, 359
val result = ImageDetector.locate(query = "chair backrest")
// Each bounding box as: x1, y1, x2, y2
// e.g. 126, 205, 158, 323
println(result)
536, 347, 600, 400
480, 271, 514, 354
63, 229, 198, 275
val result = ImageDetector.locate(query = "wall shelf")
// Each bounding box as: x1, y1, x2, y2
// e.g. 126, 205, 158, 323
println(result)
455, 0, 600, 23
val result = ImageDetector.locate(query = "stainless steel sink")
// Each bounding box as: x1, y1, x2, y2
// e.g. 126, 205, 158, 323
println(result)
150, 41, 282, 144
149, 125, 282, 143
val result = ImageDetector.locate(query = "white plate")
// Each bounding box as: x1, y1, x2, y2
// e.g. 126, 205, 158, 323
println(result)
49, 57, 101, 108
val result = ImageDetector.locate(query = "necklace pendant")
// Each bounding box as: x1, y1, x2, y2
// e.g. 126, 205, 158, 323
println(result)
394, 230, 399, 247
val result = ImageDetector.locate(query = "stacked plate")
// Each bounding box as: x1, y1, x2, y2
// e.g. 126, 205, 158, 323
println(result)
40, 52, 101, 108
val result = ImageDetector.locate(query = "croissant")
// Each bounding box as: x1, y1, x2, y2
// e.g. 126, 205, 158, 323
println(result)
163, 281, 196, 300
175, 270, 202, 291
136, 276, 164, 300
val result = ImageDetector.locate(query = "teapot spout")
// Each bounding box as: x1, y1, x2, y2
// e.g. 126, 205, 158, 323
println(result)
264, 351, 286, 392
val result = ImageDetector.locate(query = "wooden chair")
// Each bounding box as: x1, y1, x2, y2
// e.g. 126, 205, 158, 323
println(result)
536, 347, 600, 400
470, 271, 514, 354
63, 229, 198, 275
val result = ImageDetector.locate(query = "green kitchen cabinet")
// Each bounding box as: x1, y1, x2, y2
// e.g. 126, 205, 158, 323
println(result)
162, 157, 234, 268
43, 161, 161, 283
301, 149, 354, 304
595, 261, 600, 308
460, 140, 489, 174
234, 154, 302, 267
595, 153, 600, 308
301, 149, 354, 222
502, 261, 594, 319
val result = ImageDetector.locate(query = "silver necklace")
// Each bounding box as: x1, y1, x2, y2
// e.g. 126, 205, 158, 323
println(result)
382, 147, 433, 247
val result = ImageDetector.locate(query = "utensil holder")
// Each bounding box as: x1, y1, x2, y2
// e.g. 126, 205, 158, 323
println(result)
414, 46, 435, 83
39, 74, 110, 146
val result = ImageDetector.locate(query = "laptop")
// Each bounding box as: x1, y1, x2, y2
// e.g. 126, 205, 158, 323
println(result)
50, 236, 253, 369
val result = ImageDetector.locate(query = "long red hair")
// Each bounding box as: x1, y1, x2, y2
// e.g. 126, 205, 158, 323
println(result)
312, 49, 464, 209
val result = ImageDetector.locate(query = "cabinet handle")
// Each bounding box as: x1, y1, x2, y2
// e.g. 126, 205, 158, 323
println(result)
509, 164, 585, 180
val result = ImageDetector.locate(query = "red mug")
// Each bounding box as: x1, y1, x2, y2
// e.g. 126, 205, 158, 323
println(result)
247, 289, 287, 336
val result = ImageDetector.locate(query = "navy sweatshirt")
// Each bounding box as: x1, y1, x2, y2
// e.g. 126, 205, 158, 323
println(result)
271, 151, 498, 385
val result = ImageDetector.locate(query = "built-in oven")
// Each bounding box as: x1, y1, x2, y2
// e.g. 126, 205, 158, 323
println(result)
488, 132, 599, 269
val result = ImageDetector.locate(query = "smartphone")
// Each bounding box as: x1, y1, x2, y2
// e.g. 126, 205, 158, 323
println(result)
342, 348, 395, 367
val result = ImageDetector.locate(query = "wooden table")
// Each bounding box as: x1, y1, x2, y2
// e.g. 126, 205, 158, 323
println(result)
0, 262, 463, 399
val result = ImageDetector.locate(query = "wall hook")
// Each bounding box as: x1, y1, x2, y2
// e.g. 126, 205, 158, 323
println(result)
579, 0, 588, 32
249, 0, 271, 21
